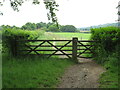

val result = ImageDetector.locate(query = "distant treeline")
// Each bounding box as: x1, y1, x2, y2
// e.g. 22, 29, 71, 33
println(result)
79, 23, 118, 30
0, 22, 78, 32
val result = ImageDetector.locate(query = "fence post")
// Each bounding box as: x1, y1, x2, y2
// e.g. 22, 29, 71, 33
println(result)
72, 37, 78, 63
13, 37, 17, 56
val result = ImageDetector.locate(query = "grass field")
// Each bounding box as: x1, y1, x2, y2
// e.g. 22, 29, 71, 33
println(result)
52, 32, 91, 40
38, 32, 91, 40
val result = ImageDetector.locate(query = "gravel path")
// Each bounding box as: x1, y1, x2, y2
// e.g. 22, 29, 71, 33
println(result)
57, 58, 106, 88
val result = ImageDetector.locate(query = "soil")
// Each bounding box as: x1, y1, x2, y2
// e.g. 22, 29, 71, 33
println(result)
57, 58, 106, 88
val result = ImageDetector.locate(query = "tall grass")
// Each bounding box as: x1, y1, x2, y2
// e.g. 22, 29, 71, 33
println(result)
2, 55, 74, 88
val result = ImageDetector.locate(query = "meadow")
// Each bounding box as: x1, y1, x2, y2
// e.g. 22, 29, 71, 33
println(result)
52, 32, 91, 40
37, 32, 91, 40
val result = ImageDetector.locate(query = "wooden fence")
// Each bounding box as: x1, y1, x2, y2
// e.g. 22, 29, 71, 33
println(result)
14, 37, 96, 62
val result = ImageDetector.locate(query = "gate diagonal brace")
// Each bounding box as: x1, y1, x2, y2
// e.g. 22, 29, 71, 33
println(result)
78, 41, 93, 52
78, 45, 93, 55
25, 41, 46, 55
77, 42, 94, 57
24, 43, 35, 55
47, 41, 71, 58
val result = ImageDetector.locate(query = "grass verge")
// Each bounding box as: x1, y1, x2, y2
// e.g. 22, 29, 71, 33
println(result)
97, 55, 119, 88
99, 71, 118, 88
2, 55, 75, 88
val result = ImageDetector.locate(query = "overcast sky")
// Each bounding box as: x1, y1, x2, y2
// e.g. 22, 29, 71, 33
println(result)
0, 0, 119, 28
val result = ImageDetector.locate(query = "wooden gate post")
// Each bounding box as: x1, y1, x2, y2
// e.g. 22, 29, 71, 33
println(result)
72, 37, 78, 63
13, 37, 17, 56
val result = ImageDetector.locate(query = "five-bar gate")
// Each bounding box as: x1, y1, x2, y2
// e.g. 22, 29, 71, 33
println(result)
15, 37, 96, 62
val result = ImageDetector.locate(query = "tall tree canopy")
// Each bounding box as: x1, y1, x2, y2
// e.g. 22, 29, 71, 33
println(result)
47, 24, 60, 32
21, 22, 37, 30
0, 0, 59, 24
60, 25, 77, 32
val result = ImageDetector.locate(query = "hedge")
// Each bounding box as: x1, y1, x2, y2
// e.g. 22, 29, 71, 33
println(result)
90, 27, 120, 66
2, 28, 44, 56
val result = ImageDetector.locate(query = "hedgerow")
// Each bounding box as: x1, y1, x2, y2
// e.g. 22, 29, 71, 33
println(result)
90, 26, 120, 88
2, 28, 44, 56
91, 27, 120, 53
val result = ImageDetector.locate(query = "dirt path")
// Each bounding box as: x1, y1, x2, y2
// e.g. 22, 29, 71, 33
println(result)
57, 58, 106, 88
49, 37, 106, 88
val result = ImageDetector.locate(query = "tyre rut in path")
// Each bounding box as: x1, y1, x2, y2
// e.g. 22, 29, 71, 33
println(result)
57, 58, 106, 88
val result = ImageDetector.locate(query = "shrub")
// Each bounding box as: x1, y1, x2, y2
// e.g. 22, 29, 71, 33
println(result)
90, 27, 120, 65
2, 28, 44, 56
91, 27, 120, 53
88, 27, 119, 88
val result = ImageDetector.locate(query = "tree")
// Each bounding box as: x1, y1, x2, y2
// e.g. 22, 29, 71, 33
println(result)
1, 25, 20, 29
36, 22, 47, 29
0, 0, 59, 25
46, 22, 54, 28
48, 24, 60, 32
11, 25, 20, 29
60, 25, 77, 32
21, 22, 37, 30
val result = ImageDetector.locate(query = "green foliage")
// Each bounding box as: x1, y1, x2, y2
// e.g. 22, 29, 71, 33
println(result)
21, 22, 37, 30
21, 22, 49, 30
60, 25, 77, 32
1, 25, 20, 30
36, 22, 47, 29
2, 28, 43, 56
99, 70, 118, 88
0, 31, 2, 40
47, 24, 60, 32
99, 55, 118, 88
90, 26, 120, 65
21, 22, 59, 31
90, 26, 119, 88
44, 1, 59, 24
2, 55, 74, 88
91, 27, 120, 53
46, 22, 55, 28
